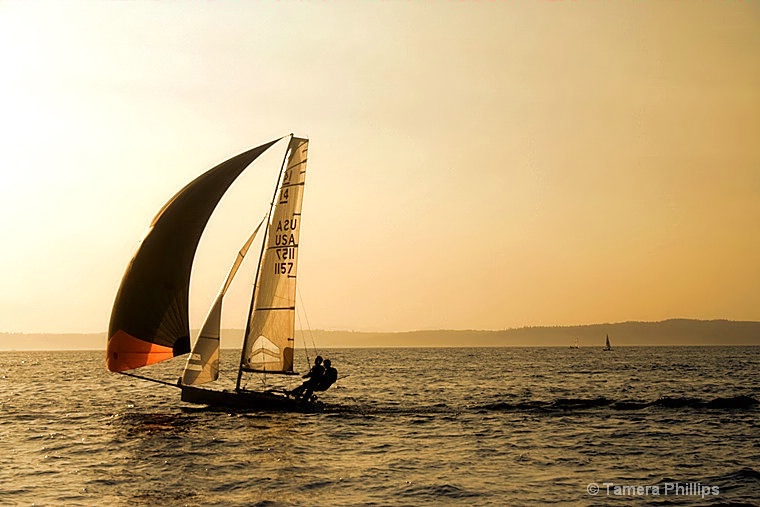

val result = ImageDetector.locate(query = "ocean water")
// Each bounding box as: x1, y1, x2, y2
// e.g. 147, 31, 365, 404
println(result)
0, 346, 758, 506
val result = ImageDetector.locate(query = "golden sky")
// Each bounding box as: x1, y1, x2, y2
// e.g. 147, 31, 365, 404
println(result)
0, 1, 758, 334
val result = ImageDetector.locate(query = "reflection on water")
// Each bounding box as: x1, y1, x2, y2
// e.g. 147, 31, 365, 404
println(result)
0, 346, 758, 505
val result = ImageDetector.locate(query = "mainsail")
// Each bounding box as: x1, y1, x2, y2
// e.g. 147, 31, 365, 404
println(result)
106, 139, 279, 372
180, 218, 265, 386
239, 137, 309, 376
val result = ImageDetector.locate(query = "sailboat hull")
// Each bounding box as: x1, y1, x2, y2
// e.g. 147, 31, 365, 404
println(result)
180, 385, 322, 412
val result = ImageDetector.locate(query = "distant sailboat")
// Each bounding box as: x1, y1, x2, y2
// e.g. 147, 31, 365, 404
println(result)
106, 135, 323, 411
570, 337, 580, 349
603, 334, 612, 351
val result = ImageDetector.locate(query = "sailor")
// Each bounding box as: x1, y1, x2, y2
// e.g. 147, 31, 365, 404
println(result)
316, 359, 338, 391
290, 355, 324, 398
301, 358, 338, 401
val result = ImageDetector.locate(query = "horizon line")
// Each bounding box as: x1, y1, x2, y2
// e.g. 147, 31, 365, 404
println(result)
1, 317, 759, 336
2, 344, 760, 353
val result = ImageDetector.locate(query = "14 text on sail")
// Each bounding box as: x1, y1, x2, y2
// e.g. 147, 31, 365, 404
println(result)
106, 135, 323, 411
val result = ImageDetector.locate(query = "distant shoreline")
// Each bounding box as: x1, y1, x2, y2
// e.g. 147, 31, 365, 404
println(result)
2, 319, 759, 351
3, 345, 758, 354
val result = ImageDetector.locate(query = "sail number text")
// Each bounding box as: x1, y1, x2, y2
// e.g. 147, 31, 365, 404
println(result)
272, 212, 298, 276
274, 261, 294, 275
274, 247, 295, 274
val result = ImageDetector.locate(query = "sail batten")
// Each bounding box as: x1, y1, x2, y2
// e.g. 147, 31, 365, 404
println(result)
106, 139, 279, 373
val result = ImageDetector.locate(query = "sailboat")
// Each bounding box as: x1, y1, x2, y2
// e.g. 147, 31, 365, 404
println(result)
603, 334, 612, 351
106, 135, 322, 411
570, 337, 580, 349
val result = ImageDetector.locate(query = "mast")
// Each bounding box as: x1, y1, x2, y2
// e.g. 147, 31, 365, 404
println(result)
236, 134, 294, 391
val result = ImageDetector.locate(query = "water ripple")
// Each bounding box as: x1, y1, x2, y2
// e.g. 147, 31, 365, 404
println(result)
0, 347, 758, 505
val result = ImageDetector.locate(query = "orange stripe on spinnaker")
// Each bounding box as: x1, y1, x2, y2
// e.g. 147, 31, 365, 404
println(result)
106, 329, 175, 372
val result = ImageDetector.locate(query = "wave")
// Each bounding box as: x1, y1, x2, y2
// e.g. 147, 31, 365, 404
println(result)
105, 395, 758, 419
398, 482, 483, 500
707, 466, 760, 486
299, 394, 760, 417
656, 467, 760, 507
476, 394, 759, 412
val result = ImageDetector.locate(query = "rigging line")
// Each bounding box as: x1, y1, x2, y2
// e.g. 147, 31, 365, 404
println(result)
117, 371, 180, 388
296, 304, 311, 369
297, 286, 319, 357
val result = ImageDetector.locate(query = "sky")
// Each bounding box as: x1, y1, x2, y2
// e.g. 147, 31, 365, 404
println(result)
0, 1, 758, 335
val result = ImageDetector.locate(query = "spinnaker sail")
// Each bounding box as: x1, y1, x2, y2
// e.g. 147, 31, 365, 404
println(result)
106, 139, 278, 372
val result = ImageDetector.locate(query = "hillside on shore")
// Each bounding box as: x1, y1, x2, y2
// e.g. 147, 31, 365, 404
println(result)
1, 319, 759, 351
309, 319, 760, 348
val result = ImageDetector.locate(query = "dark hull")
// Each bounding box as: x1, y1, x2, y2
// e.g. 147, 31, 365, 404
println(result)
181, 385, 322, 412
